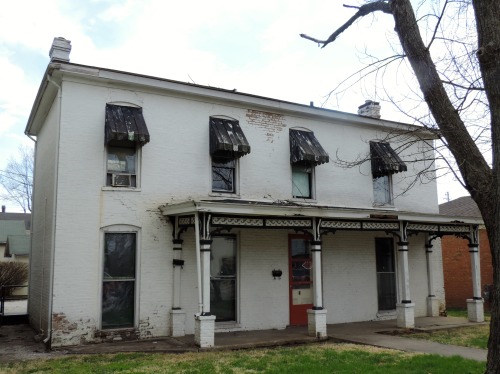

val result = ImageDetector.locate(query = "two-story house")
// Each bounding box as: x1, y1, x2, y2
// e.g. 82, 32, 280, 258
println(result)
25, 38, 484, 348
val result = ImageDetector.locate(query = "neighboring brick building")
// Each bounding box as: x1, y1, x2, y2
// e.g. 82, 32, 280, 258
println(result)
25, 38, 484, 349
440, 196, 493, 309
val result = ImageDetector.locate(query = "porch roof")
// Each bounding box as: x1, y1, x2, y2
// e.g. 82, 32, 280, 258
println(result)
159, 199, 482, 225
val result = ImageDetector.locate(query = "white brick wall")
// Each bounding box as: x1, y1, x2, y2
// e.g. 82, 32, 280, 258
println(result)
28, 71, 443, 346
29, 96, 61, 336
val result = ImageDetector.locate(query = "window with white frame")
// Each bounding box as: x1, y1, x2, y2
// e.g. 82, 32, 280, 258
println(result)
104, 104, 150, 188
369, 141, 407, 206
212, 157, 236, 193
292, 163, 313, 199
209, 117, 251, 194
106, 146, 137, 187
289, 129, 329, 200
102, 232, 136, 329
373, 175, 392, 205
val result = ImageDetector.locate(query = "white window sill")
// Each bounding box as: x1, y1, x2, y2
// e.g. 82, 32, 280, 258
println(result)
372, 203, 396, 209
209, 192, 241, 198
102, 187, 142, 192
291, 198, 317, 203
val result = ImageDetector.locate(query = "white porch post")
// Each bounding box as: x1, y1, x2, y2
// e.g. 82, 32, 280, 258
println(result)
195, 239, 216, 347
170, 239, 186, 336
425, 242, 439, 316
396, 241, 415, 328
307, 240, 327, 338
467, 239, 484, 322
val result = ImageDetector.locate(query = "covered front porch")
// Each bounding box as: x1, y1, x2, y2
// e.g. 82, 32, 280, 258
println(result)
159, 199, 484, 348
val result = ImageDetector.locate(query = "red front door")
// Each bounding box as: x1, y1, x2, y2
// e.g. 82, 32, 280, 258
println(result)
289, 234, 313, 326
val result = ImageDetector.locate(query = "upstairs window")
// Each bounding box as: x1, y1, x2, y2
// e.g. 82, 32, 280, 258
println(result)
370, 141, 407, 206
292, 164, 313, 198
104, 104, 150, 188
289, 129, 329, 200
212, 157, 236, 193
209, 117, 251, 194
373, 175, 392, 205
107, 146, 137, 187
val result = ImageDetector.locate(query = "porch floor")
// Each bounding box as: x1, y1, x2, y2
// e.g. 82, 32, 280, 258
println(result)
0, 317, 488, 363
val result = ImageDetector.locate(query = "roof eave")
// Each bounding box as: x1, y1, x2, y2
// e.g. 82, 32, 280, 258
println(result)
40, 61, 436, 138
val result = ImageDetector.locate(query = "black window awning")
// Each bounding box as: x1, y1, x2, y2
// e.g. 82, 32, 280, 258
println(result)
105, 104, 150, 146
370, 141, 407, 178
289, 129, 329, 166
209, 117, 251, 158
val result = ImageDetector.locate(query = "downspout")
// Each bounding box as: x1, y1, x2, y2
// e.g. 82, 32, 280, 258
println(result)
44, 75, 62, 345
194, 211, 203, 314
26, 133, 37, 333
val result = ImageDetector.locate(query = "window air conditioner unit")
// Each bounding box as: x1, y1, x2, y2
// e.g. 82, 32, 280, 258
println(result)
112, 174, 132, 187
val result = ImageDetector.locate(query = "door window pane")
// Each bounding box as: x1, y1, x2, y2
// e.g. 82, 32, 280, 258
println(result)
290, 238, 312, 305
210, 236, 237, 322
375, 238, 396, 311
102, 233, 136, 329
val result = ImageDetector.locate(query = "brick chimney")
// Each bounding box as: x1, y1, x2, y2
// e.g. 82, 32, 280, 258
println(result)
358, 100, 381, 119
49, 37, 71, 62
1, 205, 5, 213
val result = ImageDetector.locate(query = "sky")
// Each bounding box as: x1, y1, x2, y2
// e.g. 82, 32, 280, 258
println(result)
0, 0, 468, 212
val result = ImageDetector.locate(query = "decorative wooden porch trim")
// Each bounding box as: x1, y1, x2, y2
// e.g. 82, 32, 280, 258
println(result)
175, 214, 473, 238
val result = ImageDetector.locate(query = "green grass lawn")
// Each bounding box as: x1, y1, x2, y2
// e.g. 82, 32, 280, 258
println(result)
0, 343, 485, 374
406, 309, 490, 350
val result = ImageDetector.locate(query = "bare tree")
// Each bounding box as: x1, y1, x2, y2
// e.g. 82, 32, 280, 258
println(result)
0, 146, 34, 213
0, 262, 29, 296
301, 1, 500, 372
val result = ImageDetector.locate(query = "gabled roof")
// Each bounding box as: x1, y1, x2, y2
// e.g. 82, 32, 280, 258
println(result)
5, 235, 30, 256
0, 220, 27, 243
0, 212, 31, 230
439, 196, 481, 218
26, 61, 438, 139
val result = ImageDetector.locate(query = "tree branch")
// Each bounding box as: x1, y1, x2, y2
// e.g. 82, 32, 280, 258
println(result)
300, 1, 393, 48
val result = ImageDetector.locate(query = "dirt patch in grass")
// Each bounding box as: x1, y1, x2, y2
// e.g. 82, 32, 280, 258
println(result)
380, 325, 489, 350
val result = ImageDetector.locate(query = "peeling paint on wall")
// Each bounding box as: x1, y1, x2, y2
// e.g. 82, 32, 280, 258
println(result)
246, 110, 286, 143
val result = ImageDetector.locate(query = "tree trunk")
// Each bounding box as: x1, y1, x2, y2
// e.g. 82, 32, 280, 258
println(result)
390, 0, 499, 371
470, 1, 500, 371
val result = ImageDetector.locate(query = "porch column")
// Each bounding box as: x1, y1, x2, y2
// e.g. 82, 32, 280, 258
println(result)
195, 239, 216, 347
170, 239, 186, 336
425, 243, 439, 316
396, 241, 415, 328
307, 240, 327, 338
467, 242, 484, 322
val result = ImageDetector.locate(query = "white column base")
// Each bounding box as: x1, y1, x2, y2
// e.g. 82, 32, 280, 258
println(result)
170, 309, 186, 337
307, 309, 328, 338
426, 296, 440, 317
194, 314, 216, 348
467, 299, 485, 323
396, 303, 415, 328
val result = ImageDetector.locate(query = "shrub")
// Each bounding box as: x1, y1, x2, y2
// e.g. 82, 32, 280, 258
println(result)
0, 262, 28, 296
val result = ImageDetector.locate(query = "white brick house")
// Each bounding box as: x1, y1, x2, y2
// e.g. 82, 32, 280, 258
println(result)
25, 38, 484, 348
